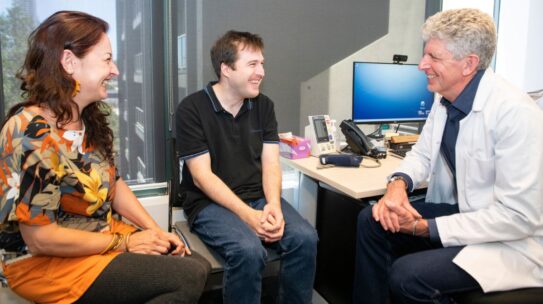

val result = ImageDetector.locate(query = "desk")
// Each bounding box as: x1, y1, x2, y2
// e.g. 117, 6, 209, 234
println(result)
282, 155, 426, 304
283, 156, 403, 199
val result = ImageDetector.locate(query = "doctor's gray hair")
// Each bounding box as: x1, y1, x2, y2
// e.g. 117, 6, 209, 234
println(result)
422, 8, 496, 70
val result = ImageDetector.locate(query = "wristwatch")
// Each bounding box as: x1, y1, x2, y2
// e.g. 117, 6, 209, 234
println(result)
388, 175, 408, 190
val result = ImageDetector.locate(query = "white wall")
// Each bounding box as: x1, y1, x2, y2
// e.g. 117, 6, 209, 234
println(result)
138, 195, 170, 230
496, 0, 543, 92
442, 0, 494, 15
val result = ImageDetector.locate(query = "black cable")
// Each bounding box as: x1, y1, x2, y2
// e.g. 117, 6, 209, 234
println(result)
368, 124, 384, 139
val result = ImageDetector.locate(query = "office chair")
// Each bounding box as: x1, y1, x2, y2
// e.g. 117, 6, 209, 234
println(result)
0, 232, 33, 303
452, 288, 543, 304
167, 138, 281, 299
528, 88, 543, 110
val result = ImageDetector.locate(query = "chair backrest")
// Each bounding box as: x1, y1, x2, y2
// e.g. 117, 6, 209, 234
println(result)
0, 226, 28, 272
453, 288, 543, 304
167, 137, 182, 232
528, 89, 543, 110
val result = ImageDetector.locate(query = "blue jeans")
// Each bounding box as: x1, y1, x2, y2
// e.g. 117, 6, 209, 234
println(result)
192, 198, 318, 304
353, 201, 482, 304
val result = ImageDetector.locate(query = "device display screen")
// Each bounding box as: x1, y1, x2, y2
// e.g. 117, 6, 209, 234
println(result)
352, 62, 434, 123
313, 118, 329, 143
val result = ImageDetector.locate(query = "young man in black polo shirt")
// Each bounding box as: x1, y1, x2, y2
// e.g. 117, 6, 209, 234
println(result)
176, 30, 318, 304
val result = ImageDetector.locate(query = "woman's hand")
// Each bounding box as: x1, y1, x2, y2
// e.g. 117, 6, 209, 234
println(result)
158, 229, 191, 256
126, 229, 191, 256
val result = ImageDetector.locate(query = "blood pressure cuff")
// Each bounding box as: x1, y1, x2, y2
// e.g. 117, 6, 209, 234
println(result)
319, 154, 363, 167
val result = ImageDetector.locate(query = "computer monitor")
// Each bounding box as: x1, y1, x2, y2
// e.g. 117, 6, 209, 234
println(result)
352, 61, 435, 124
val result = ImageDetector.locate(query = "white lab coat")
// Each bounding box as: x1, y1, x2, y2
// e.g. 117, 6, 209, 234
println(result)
396, 69, 543, 292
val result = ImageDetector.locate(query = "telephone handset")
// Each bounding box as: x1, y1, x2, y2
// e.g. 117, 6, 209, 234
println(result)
340, 119, 387, 159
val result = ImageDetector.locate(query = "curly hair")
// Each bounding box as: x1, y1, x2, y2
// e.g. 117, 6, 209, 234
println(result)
210, 30, 264, 79
422, 8, 497, 70
4, 11, 115, 164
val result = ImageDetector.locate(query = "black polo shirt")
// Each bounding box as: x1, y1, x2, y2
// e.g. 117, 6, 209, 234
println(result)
175, 82, 280, 226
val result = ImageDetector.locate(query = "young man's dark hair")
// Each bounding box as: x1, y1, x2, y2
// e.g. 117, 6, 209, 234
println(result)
210, 30, 264, 79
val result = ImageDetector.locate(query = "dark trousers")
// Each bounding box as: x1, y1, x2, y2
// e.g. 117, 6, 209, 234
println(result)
76, 252, 210, 304
353, 201, 482, 304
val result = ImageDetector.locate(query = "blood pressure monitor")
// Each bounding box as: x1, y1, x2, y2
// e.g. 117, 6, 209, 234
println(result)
304, 115, 337, 156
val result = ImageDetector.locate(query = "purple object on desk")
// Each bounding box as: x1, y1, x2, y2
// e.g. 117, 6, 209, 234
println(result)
279, 136, 311, 159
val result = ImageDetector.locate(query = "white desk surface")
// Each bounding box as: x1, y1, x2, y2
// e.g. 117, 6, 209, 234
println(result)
282, 155, 404, 199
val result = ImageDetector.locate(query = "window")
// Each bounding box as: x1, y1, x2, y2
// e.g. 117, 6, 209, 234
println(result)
0, 0, 167, 185
177, 34, 187, 71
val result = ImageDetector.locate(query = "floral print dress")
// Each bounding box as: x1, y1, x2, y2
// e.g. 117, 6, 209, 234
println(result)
0, 107, 135, 304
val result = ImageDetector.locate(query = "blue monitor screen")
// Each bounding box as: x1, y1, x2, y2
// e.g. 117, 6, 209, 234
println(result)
352, 62, 434, 123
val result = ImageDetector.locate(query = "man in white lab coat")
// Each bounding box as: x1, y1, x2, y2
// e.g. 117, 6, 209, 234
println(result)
353, 8, 543, 304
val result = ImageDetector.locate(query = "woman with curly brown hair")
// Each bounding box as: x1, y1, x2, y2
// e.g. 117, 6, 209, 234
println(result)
0, 11, 209, 304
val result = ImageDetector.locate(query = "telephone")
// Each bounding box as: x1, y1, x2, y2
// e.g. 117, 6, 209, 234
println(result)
304, 115, 337, 156
340, 119, 387, 159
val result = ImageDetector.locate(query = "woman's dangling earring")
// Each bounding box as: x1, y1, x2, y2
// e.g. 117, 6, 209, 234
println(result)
72, 80, 80, 97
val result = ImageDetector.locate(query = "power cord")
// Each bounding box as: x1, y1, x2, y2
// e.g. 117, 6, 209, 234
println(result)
368, 124, 385, 139
360, 156, 381, 168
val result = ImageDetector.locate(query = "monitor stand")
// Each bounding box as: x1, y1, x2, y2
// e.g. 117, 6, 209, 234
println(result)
396, 122, 424, 135
368, 124, 387, 140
